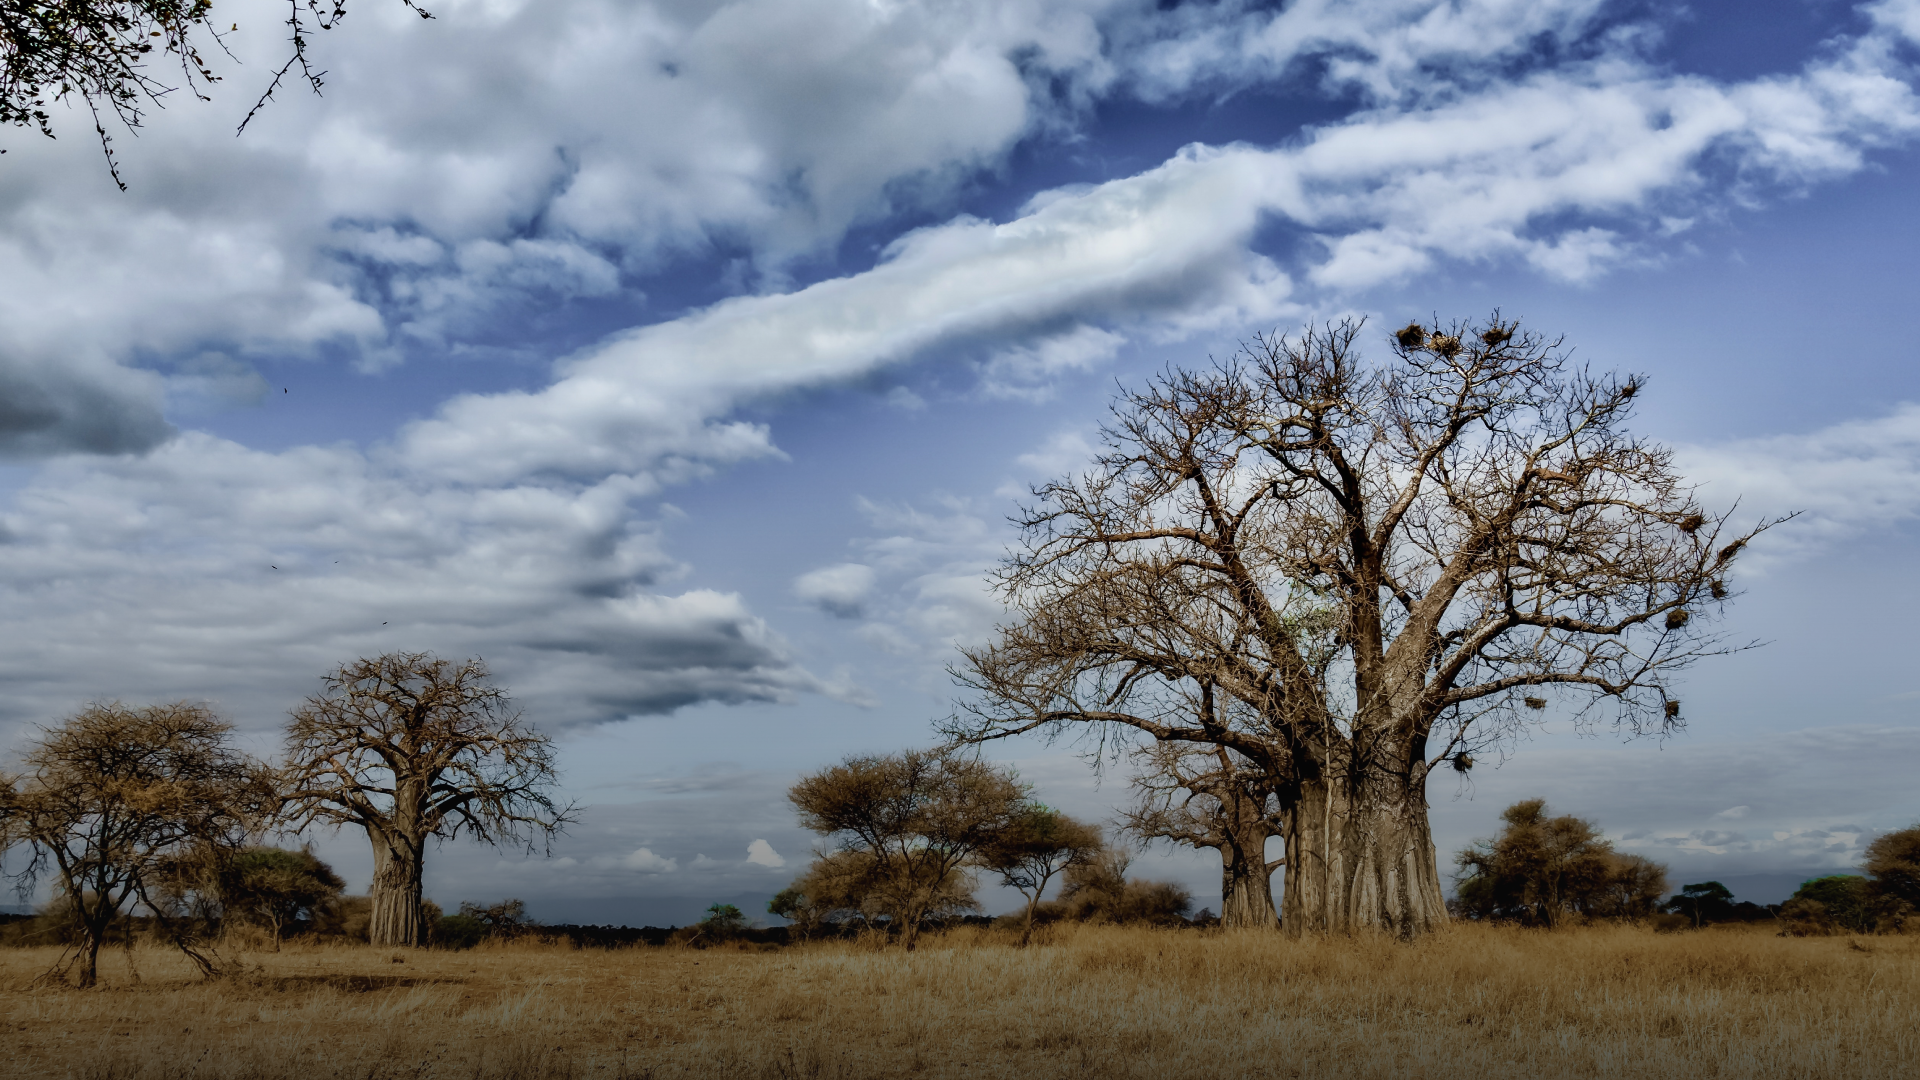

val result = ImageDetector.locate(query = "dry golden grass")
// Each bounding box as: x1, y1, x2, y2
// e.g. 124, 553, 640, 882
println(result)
3, 922, 1916, 1080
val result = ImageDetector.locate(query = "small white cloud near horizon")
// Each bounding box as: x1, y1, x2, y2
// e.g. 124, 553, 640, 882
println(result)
746, 839, 787, 869
602, 847, 677, 873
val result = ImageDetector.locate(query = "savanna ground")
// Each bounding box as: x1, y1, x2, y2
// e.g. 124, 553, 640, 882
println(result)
3, 923, 1916, 1080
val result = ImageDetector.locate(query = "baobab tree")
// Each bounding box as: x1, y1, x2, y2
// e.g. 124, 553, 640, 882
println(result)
0, 702, 266, 987
951, 316, 1776, 938
1124, 736, 1284, 930
277, 652, 573, 947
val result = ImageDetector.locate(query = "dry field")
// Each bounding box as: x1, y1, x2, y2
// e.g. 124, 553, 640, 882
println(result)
3, 923, 1916, 1080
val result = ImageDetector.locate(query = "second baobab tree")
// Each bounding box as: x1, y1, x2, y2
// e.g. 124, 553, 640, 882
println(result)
276, 652, 574, 947
952, 316, 1777, 938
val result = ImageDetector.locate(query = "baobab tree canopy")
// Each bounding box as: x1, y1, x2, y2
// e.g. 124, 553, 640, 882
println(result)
277, 652, 573, 947
951, 316, 1775, 938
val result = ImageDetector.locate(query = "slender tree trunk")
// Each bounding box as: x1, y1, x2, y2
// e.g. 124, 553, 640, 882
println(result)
1020, 895, 1039, 946
76, 930, 104, 989
1280, 766, 1447, 938
367, 828, 427, 947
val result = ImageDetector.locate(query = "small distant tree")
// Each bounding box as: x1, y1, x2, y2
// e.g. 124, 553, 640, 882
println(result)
1454, 799, 1667, 926
978, 807, 1102, 945
1589, 853, 1670, 920
1864, 825, 1920, 913
215, 846, 345, 948
1123, 741, 1284, 931
698, 902, 747, 939
459, 897, 534, 938
788, 750, 1023, 948
1780, 875, 1877, 935
1049, 849, 1193, 925
277, 653, 576, 947
0, 702, 268, 987
1664, 881, 1734, 928
772, 849, 979, 938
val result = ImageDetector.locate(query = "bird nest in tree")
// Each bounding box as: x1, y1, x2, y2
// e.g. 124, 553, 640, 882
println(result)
1523, 696, 1547, 711
1395, 323, 1427, 348
1665, 609, 1690, 630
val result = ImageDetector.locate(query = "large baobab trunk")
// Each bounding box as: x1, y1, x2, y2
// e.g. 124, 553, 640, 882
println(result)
1282, 764, 1448, 938
368, 827, 428, 947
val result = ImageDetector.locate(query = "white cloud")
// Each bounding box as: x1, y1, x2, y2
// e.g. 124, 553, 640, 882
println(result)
794, 564, 879, 619
1678, 403, 1920, 560
0, 1, 1916, 754
0, 434, 842, 732
607, 847, 679, 873
746, 839, 787, 868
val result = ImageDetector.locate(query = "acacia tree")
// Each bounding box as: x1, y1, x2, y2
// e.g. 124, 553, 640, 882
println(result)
0, 702, 267, 987
276, 652, 574, 947
977, 805, 1101, 946
1454, 798, 1667, 925
788, 750, 1024, 949
216, 845, 344, 948
951, 316, 1775, 938
1123, 738, 1284, 930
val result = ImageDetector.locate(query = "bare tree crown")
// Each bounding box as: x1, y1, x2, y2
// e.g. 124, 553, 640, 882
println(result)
278, 652, 572, 850
952, 316, 1779, 775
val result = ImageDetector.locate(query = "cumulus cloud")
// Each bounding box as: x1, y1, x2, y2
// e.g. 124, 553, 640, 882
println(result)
793, 564, 879, 619
746, 839, 787, 868
599, 847, 679, 873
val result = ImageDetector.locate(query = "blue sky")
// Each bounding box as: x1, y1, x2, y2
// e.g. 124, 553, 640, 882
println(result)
3, 0, 1919, 922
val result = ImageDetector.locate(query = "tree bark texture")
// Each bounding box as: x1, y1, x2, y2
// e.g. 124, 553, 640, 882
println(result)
1282, 770, 1446, 938
367, 827, 427, 947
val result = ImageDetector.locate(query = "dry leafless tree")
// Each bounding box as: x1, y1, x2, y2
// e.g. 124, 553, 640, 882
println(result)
276, 652, 573, 947
0, 701, 268, 987
949, 315, 1780, 938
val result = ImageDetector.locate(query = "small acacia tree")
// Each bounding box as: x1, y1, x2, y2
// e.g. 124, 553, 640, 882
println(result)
215, 846, 344, 949
977, 806, 1102, 945
952, 316, 1774, 938
1864, 825, 1920, 913
276, 652, 574, 947
1124, 739, 1285, 930
788, 750, 1024, 948
1453, 798, 1667, 925
0, 702, 267, 987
